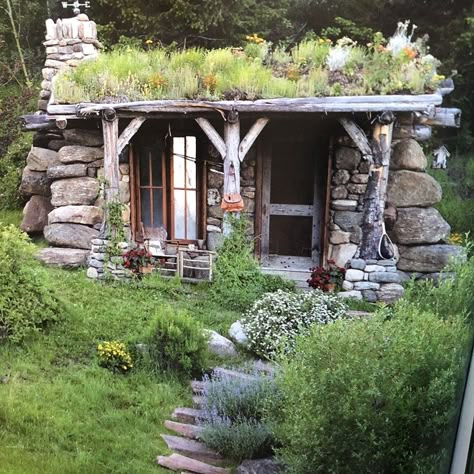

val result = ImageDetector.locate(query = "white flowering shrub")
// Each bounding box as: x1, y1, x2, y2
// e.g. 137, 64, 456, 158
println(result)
241, 289, 348, 358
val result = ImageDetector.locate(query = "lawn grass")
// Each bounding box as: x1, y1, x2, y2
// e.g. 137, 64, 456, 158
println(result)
0, 209, 22, 227
0, 268, 241, 473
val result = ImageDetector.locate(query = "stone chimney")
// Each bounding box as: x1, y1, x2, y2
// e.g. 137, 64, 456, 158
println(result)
39, 14, 101, 112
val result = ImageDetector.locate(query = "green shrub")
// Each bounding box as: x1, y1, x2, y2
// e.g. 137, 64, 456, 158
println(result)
270, 310, 469, 473
241, 289, 348, 358
146, 307, 208, 376
210, 216, 294, 311
0, 224, 62, 342
401, 251, 474, 320
200, 371, 278, 460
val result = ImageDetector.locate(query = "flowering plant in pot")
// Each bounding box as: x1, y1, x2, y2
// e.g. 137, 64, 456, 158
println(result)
122, 246, 156, 275
307, 259, 346, 292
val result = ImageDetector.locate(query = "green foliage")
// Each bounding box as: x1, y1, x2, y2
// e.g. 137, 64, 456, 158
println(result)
429, 153, 474, 236
55, 29, 443, 104
146, 306, 208, 376
271, 309, 469, 473
200, 371, 277, 460
210, 216, 294, 311
241, 289, 348, 358
400, 251, 474, 320
0, 225, 62, 342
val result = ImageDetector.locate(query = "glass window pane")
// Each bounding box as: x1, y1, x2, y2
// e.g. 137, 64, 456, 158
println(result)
186, 136, 196, 159
152, 189, 163, 228
140, 189, 151, 228
151, 148, 163, 186
186, 157, 196, 189
174, 189, 186, 239
173, 155, 185, 188
139, 149, 150, 186
186, 190, 197, 240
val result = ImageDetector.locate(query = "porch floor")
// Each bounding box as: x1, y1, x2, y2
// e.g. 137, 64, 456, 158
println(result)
261, 255, 313, 289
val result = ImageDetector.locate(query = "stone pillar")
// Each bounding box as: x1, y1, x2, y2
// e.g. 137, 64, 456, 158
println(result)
40, 14, 100, 111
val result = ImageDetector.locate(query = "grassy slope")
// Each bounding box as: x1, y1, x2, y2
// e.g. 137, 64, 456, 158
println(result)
0, 268, 240, 474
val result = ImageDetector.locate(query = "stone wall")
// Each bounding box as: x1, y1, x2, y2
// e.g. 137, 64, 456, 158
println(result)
206, 146, 257, 249
332, 137, 463, 302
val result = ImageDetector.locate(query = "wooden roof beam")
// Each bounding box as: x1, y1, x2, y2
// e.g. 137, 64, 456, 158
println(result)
117, 117, 146, 155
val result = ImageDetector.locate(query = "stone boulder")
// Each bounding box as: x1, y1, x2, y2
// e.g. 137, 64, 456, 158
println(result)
63, 128, 103, 147
47, 163, 88, 179
333, 211, 363, 232
20, 195, 53, 234
20, 167, 52, 197
390, 139, 427, 171
335, 147, 361, 170
398, 244, 465, 272
205, 330, 238, 357
391, 207, 450, 245
51, 177, 99, 206
229, 321, 249, 347
48, 205, 103, 226
387, 170, 442, 207
329, 243, 358, 267
26, 147, 60, 171
36, 247, 89, 268
376, 283, 404, 303
237, 458, 283, 474
44, 223, 99, 249
58, 145, 103, 164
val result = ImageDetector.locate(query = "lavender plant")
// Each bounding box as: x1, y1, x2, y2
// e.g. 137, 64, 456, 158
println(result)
199, 370, 279, 461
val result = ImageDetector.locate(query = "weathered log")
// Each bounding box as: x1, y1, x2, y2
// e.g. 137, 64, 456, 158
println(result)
117, 117, 146, 155
48, 94, 443, 116
393, 124, 432, 141
195, 117, 226, 159
359, 121, 394, 260
21, 113, 86, 131
238, 117, 269, 161
398, 107, 461, 128
102, 115, 120, 201
339, 118, 372, 159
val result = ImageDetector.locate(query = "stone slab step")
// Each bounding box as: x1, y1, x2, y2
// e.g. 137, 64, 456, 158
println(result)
191, 380, 207, 394
172, 407, 206, 424
165, 420, 204, 440
192, 395, 205, 408
157, 453, 230, 474
347, 310, 373, 318
161, 434, 224, 465
213, 367, 258, 381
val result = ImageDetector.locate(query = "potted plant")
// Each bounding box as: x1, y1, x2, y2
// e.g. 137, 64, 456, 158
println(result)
307, 260, 346, 292
122, 246, 156, 275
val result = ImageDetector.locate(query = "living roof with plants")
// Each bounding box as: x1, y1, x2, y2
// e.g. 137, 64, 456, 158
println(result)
54, 21, 446, 104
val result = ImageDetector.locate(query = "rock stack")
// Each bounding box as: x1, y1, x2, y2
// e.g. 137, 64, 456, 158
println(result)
336, 138, 464, 302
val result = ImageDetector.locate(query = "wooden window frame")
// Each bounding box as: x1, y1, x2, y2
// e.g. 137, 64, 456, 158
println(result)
131, 134, 203, 244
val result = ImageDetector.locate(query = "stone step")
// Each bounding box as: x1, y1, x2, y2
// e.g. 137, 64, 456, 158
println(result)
157, 453, 230, 474
161, 434, 224, 465
172, 407, 206, 424
192, 395, 205, 408
165, 420, 204, 440
347, 310, 373, 318
191, 380, 207, 394
213, 367, 258, 381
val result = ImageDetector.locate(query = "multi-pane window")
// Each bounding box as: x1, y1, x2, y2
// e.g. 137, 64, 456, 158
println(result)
172, 137, 197, 240
134, 136, 198, 241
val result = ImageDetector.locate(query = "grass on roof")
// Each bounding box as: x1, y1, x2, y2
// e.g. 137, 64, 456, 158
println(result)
54, 29, 445, 104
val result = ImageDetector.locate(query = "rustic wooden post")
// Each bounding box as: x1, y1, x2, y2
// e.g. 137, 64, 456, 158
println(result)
100, 108, 120, 237
195, 112, 269, 236
359, 117, 394, 260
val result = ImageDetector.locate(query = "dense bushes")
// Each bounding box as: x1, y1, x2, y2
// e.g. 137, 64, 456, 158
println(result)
241, 289, 348, 358
270, 308, 469, 473
210, 217, 294, 311
146, 307, 208, 377
200, 370, 278, 461
0, 224, 62, 342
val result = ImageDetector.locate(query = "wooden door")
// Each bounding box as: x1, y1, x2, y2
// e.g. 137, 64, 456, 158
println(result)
260, 136, 325, 266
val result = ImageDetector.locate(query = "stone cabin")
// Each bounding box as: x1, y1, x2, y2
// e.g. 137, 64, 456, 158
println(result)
20, 13, 463, 302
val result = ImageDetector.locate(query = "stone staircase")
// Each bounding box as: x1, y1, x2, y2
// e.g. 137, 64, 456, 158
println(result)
261, 255, 312, 289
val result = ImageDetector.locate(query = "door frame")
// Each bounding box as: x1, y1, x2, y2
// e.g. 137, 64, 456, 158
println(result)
256, 135, 327, 266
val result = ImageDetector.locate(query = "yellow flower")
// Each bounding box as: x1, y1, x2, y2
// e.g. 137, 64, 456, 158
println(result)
145, 39, 153, 45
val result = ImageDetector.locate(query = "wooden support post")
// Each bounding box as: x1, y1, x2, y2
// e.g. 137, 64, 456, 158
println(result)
239, 117, 269, 161
195, 117, 226, 159
117, 117, 146, 155
359, 120, 394, 260
101, 109, 120, 237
